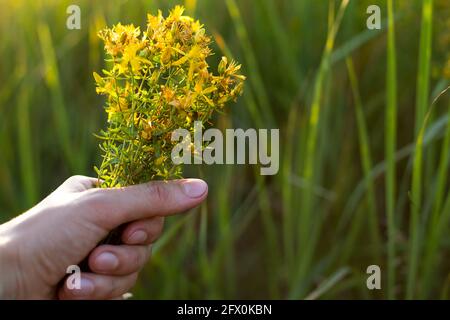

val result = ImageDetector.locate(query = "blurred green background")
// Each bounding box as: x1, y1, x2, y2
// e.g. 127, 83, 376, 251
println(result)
0, 0, 449, 299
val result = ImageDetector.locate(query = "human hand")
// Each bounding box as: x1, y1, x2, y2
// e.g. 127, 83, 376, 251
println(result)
0, 175, 208, 299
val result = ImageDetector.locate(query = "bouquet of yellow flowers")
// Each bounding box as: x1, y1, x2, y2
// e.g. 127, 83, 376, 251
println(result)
93, 5, 245, 188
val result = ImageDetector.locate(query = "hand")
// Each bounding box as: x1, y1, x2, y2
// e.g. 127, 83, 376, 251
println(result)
0, 175, 208, 299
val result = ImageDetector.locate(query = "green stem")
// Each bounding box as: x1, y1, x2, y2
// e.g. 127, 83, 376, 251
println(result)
385, 0, 398, 300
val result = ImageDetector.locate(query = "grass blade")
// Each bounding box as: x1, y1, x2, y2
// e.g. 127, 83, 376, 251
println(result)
17, 82, 38, 208
346, 58, 381, 261
421, 100, 450, 297
305, 267, 350, 300
37, 22, 77, 172
406, 0, 433, 299
385, 0, 398, 300
293, 0, 349, 298
225, 0, 275, 127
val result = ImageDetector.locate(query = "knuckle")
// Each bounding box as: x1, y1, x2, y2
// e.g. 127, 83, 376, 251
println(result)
82, 189, 104, 206
65, 175, 89, 185
67, 175, 82, 182
80, 190, 111, 226
145, 182, 170, 203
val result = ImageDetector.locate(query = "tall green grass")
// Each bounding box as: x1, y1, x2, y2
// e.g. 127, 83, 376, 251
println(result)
0, 0, 449, 299
385, 0, 398, 300
346, 58, 381, 262
294, 0, 349, 298
407, 0, 433, 299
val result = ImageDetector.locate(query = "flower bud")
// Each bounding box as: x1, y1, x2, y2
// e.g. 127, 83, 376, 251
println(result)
218, 56, 227, 75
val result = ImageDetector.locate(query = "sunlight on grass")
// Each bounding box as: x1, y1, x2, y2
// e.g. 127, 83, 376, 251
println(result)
0, 0, 449, 299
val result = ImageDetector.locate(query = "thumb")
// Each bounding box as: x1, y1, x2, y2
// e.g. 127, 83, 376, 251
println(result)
81, 179, 208, 229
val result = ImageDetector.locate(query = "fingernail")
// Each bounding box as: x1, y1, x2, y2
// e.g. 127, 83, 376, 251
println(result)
95, 252, 119, 271
181, 179, 208, 198
127, 230, 148, 244
72, 278, 94, 296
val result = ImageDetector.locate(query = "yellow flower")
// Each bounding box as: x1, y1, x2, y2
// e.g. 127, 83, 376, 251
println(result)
120, 42, 142, 73
168, 5, 185, 22
94, 6, 245, 186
